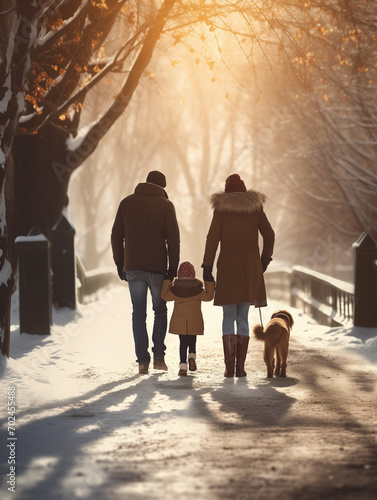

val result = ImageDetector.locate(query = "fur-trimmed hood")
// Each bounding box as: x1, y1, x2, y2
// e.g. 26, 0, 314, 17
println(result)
171, 278, 204, 298
209, 189, 266, 215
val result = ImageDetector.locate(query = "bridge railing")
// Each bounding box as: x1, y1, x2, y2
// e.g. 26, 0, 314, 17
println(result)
76, 255, 118, 304
75, 250, 376, 329
76, 259, 355, 327
264, 266, 354, 327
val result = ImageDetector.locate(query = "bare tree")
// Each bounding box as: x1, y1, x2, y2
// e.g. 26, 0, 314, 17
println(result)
245, 0, 377, 276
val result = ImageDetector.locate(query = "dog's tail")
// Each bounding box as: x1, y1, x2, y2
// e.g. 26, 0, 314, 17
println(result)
253, 324, 265, 342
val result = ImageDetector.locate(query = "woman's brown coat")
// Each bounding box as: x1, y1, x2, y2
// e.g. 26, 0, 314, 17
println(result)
202, 190, 275, 306
161, 278, 215, 335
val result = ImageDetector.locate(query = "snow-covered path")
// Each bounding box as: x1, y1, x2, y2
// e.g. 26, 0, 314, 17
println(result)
1, 285, 377, 500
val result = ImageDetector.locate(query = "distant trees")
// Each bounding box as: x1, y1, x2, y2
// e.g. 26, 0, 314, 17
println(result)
247, 0, 377, 274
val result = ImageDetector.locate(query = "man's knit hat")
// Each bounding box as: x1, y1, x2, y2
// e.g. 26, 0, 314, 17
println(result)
225, 174, 246, 193
178, 261, 195, 279
146, 170, 166, 188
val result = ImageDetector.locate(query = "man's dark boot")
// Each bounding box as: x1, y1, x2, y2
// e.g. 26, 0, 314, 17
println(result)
236, 335, 249, 377
222, 335, 236, 377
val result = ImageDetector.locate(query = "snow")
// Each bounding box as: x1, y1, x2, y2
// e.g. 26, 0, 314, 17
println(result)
0, 81, 12, 114
37, 0, 91, 48
66, 122, 95, 152
0, 284, 376, 499
0, 258, 12, 288
14, 235, 48, 243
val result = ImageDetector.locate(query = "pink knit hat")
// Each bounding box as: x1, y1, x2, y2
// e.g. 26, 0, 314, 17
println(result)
178, 261, 195, 279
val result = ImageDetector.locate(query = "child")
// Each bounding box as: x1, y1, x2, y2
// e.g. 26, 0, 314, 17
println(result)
161, 261, 215, 376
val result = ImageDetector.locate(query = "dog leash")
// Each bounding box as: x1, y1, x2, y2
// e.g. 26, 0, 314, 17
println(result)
258, 307, 264, 329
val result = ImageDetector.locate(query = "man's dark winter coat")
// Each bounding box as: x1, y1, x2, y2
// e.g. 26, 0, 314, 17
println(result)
111, 182, 180, 274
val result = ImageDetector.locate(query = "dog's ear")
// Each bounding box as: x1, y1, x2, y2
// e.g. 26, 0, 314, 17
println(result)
282, 310, 294, 327
289, 313, 294, 328
283, 310, 294, 328
272, 310, 294, 328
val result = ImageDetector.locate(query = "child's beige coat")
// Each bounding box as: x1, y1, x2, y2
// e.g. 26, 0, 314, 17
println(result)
161, 278, 215, 335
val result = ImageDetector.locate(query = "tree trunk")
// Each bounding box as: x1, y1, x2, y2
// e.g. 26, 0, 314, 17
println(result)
0, 162, 13, 356
0, 3, 39, 356
12, 124, 72, 240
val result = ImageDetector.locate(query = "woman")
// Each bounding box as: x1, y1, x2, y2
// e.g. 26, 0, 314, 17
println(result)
202, 174, 275, 377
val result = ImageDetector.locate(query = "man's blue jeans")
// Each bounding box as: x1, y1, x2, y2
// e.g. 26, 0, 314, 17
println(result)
222, 303, 250, 336
126, 270, 167, 364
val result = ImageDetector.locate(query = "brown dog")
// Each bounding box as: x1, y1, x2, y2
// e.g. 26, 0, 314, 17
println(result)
253, 310, 294, 378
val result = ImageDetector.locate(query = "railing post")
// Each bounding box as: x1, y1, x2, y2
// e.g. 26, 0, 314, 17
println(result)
51, 215, 76, 309
352, 232, 377, 327
290, 269, 298, 308
15, 226, 51, 335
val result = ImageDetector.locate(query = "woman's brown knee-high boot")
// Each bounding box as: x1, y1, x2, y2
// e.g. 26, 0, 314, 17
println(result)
222, 335, 236, 377
236, 335, 249, 377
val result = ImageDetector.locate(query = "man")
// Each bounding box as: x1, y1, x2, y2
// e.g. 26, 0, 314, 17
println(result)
111, 171, 180, 374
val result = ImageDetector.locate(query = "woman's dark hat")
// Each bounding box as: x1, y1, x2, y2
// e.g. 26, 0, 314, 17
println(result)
225, 174, 246, 193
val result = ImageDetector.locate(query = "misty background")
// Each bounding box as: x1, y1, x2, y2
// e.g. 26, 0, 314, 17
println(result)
68, 28, 364, 282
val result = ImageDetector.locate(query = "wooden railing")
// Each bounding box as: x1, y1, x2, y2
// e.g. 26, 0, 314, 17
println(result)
76, 255, 118, 304
75, 258, 355, 327
264, 266, 354, 327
